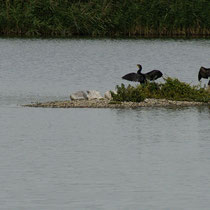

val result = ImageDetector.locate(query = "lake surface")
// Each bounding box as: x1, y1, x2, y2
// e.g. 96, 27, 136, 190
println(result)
0, 38, 210, 209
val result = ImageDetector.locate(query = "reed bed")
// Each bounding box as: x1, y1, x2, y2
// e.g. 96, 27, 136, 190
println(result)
0, 0, 210, 37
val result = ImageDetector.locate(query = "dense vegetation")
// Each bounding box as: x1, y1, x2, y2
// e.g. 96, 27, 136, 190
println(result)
1, 0, 210, 37
111, 78, 210, 102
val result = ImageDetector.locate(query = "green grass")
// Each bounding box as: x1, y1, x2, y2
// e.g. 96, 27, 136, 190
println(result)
111, 77, 210, 103
1, 0, 210, 37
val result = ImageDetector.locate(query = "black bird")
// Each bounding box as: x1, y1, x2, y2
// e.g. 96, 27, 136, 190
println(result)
137, 64, 163, 81
198, 66, 210, 85
144, 67, 163, 81
122, 64, 163, 84
122, 64, 146, 84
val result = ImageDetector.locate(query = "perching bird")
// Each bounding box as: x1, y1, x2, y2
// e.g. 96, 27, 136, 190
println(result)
198, 66, 210, 85
122, 64, 146, 84
122, 64, 162, 84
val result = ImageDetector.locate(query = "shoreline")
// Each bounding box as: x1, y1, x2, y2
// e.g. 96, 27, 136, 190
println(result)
23, 98, 210, 109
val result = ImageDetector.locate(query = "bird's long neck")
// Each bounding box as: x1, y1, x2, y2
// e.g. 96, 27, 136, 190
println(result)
137, 65, 142, 74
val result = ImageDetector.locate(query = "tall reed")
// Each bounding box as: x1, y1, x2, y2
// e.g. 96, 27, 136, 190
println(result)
0, 0, 210, 37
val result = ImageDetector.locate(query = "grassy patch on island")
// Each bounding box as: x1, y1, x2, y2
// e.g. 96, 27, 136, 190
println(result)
111, 77, 210, 103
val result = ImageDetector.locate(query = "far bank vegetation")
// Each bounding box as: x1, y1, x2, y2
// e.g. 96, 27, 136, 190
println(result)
1, 0, 210, 37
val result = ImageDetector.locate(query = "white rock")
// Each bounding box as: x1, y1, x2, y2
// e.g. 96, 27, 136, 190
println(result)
70, 91, 88, 100
86, 90, 103, 100
104, 90, 117, 100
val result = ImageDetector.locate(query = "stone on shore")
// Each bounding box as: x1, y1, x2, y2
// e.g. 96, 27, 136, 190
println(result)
104, 90, 117, 100
70, 90, 103, 100
86, 90, 103, 100
70, 91, 88, 100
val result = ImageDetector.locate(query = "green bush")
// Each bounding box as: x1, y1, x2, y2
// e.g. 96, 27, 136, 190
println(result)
160, 77, 210, 102
111, 77, 210, 102
111, 84, 146, 102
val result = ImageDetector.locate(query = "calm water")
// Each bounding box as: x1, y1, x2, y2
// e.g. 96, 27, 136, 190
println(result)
0, 38, 210, 210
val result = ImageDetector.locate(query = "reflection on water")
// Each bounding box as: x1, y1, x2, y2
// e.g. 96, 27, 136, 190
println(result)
0, 38, 210, 209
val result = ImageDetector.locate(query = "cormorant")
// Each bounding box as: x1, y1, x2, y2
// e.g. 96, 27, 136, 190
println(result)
198, 66, 210, 84
122, 64, 146, 84
122, 64, 163, 84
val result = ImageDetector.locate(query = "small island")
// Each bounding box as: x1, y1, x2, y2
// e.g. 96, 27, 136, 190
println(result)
23, 98, 210, 109
24, 78, 210, 108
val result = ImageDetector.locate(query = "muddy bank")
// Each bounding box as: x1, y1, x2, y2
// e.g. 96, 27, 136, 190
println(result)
23, 98, 210, 109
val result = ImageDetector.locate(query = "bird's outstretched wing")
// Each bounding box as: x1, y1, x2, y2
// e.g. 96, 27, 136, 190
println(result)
145, 70, 163, 81
122, 73, 145, 83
